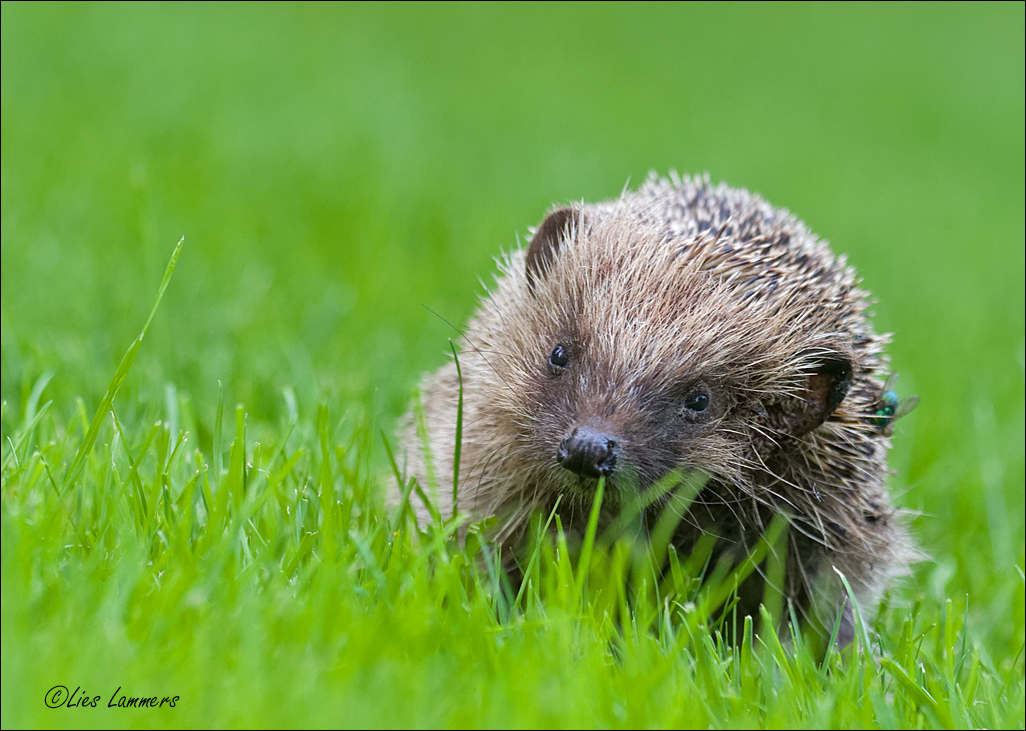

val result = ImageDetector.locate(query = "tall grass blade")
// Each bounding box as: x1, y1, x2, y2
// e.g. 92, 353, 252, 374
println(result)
574, 476, 604, 597
62, 237, 184, 492
449, 340, 463, 520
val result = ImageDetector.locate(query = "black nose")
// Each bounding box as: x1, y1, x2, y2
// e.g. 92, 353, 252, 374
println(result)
557, 427, 618, 478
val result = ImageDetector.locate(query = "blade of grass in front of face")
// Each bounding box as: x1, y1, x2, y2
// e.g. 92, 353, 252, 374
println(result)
640, 469, 707, 587
573, 476, 605, 600
760, 516, 788, 637
513, 496, 562, 612
687, 514, 789, 634
834, 566, 873, 653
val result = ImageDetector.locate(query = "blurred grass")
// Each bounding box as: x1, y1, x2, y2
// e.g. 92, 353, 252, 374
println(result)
2, 2, 1023, 728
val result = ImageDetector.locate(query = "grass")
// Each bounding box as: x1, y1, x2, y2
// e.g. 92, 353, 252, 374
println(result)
2, 3, 1024, 728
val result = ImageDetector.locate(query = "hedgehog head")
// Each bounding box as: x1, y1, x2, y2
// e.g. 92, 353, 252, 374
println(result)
458, 189, 865, 514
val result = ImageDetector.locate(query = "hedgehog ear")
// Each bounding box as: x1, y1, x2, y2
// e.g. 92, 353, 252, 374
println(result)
753, 356, 853, 458
525, 207, 582, 291
789, 357, 853, 437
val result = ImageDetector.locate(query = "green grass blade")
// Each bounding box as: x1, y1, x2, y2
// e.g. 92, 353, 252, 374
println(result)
449, 340, 463, 520
62, 237, 184, 492
1, 400, 51, 474
574, 476, 605, 598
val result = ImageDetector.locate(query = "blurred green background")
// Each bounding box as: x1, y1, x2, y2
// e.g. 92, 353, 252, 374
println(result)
2, 1, 1024, 642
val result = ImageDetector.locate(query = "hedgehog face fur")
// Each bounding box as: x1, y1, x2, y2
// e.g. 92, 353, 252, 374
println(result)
400, 173, 914, 641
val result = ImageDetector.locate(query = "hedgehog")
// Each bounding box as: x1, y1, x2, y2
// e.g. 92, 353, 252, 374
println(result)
398, 173, 916, 643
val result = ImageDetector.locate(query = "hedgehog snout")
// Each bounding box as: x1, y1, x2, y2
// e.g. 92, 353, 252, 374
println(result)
556, 425, 619, 478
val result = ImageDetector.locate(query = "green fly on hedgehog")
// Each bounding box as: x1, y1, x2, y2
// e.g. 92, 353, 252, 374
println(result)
871, 372, 920, 436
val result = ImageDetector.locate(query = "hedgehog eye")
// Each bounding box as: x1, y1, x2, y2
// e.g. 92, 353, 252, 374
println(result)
683, 392, 709, 413
548, 344, 569, 370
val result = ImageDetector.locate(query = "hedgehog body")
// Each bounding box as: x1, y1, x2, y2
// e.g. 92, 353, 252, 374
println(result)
400, 174, 914, 641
